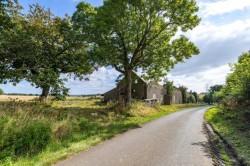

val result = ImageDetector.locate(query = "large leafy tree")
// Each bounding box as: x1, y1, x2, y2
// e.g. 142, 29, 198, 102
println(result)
73, 0, 200, 104
192, 91, 198, 103
179, 85, 188, 103
0, 0, 17, 30
203, 85, 223, 105
0, 0, 21, 83
224, 52, 250, 102
0, 4, 94, 100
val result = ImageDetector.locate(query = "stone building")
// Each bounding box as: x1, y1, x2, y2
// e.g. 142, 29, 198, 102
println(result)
103, 71, 183, 105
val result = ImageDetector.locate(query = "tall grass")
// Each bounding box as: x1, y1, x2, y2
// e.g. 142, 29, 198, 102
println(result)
205, 107, 250, 165
0, 97, 205, 165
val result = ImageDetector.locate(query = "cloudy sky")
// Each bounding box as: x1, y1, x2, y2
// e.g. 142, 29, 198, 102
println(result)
1, 0, 250, 95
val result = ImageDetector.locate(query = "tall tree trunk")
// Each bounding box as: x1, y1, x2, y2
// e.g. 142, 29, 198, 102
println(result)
39, 86, 50, 102
124, 69, 132, 105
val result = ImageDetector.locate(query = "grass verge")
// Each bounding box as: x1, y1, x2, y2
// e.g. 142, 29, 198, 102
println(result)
0, 97, 205, 166
205, 107, 250, 165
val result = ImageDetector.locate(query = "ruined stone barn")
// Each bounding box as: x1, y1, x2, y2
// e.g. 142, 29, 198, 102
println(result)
103, 71, 183, 105
163, 88, 183, 105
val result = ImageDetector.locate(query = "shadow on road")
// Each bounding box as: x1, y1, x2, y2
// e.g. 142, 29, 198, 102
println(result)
191, 141, 212, 159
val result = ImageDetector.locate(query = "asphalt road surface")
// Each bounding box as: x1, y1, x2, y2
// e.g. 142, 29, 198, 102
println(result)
55, 107, 213, 166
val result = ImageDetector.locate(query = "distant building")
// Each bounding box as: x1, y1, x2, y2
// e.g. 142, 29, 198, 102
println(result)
198, 92, 206, 99
103, 71, 183, 105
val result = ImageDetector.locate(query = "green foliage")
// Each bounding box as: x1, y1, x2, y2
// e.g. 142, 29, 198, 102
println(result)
192, 92, 198, 102
224, 52, 250, 102
203, 93, 213, 105
0, 117, 51, 160
205, 52, 250, 164
73, 0, 200, 103
203, 85, 223, 105
0, 0, 18, 31
0, 3, 95, 100
0, 97, 204, 165
215, 51, 250, 111
209, 85, 223, 94
178, 85, 188, 103
205, 107, 250, 164
0, 88, 4, 95
188, 95, 196, 103
165, 81, 174, 96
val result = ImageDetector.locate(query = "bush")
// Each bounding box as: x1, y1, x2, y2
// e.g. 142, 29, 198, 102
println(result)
188, 95, 196, 103
53, 119, 75, 142
0, 88, 3, 95
220, 52, 250, 109
15, 121, 51, 156
0, 118, 51, 159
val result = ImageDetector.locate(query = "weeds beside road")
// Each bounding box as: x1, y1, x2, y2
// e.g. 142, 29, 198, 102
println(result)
205, 107, 250, 165
0, 96, 205, 165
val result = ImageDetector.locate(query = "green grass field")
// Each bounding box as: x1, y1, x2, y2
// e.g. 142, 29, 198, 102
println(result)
0, 96, 205, 166
205, 107, 250, 165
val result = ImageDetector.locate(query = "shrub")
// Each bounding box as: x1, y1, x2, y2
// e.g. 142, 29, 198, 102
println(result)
53, 119, 74, 142
188, 95, 196, 103
0, 88, 4, 95
165, 81, 174, 96
15, 121, 51, 156
220, 52, 250, 109
0, 118, 51, 159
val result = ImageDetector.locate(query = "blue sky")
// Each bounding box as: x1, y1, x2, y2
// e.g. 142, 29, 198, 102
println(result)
1, 0, 250, 95
19, 0, 103, 16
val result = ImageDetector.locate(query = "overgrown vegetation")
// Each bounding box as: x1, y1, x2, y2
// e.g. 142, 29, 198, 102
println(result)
203, 85, 223, 105
205, 107, 250, 165
0, 96, 204, 165
0, 88, 3, 95
204, 52, 250, 165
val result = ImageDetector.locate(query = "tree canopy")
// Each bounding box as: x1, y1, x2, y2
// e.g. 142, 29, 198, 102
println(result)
0, 4, 95, 100
179, 85, 188, 103
0, 0, 17, 30
203, 85, 223, 105
219, 51, 250, 109
165, 80, 174, 96
73, 0, 200, 104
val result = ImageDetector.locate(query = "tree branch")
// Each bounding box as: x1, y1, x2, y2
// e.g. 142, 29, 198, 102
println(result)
113, 64, 125, 74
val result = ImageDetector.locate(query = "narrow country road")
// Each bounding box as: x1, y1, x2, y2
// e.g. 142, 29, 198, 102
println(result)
55, 107, 213, 166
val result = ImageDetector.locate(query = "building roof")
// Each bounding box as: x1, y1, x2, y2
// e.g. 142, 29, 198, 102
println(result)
131, 71, 147, 84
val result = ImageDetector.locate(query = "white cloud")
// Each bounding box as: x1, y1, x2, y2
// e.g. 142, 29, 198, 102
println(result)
199, 0, 250, 17
168, 65, 231, 93
65, 67, 120, 94
169, 18, 250, 78
186, 19, 250, 42
165, 16, 250, 93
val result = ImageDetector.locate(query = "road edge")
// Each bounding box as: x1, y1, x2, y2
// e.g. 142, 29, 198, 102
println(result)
203, 110, 248, 166
52, 106, 206, 165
